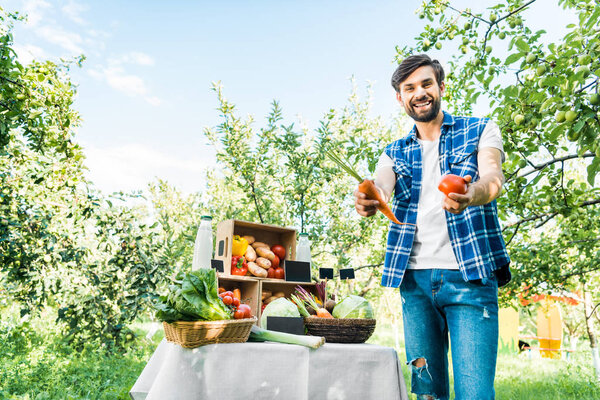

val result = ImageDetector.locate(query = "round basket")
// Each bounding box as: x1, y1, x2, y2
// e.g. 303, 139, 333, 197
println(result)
304, 317, 376, 343
163, 317, 257, 348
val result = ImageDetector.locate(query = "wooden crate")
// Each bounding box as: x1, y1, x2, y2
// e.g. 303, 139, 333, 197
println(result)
215, 219, 296, 276
216, 274, 260, 320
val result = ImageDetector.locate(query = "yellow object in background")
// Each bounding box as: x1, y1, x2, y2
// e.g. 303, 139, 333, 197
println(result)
498, 307, 519, 354
537, 300, 562, 359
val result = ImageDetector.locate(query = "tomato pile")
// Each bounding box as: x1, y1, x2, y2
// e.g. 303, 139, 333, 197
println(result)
218, 287, 252, 319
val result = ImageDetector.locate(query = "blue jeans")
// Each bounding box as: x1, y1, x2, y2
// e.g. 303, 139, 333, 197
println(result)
400, 269, 499, 400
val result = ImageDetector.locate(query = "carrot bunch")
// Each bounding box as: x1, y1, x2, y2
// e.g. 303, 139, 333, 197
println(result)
293, 285, 333, 318
326, 150, 414, 226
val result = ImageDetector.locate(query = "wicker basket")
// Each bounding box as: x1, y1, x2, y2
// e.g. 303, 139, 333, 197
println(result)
304, 317, 376, 343
163, 317, 257, 348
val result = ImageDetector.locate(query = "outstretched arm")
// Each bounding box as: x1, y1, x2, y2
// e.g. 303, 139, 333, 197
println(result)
442, 147, 504, 214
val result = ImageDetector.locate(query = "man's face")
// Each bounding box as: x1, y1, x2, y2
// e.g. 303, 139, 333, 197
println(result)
396, 65, 445, 123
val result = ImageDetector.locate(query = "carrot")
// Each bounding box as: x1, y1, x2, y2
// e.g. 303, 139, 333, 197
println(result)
316, 308, 334, 318
326, 150, 415, 226
233, 288, 241, 301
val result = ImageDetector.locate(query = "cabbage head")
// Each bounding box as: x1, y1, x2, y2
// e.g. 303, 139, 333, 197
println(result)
260, 298, 300, 328
332, 295, 374, 319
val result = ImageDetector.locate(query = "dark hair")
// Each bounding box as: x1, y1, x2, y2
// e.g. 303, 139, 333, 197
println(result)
391, 54, 445, 92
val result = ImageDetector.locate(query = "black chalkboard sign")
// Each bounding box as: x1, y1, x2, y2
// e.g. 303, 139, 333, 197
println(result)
284, 260, 312, 282
211, 259, 224, 273
266, 316, 305, 335
319, 268, 334, 279
339, 268, 355, 280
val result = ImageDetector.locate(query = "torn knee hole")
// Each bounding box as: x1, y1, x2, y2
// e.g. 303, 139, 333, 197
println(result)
411, 357, 427, 368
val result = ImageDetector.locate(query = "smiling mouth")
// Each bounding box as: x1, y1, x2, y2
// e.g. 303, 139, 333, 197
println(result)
412, 99, 432, 110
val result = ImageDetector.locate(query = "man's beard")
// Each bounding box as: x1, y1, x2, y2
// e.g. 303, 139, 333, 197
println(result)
405, 95, 441, 122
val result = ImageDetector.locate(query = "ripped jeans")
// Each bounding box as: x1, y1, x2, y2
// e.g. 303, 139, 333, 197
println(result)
400, 269, 498, 400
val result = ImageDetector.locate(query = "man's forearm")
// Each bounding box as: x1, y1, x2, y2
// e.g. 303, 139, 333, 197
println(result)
468, 173, 504, 206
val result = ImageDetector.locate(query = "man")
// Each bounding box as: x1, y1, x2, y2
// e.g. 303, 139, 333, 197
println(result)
354, 54, 510, 400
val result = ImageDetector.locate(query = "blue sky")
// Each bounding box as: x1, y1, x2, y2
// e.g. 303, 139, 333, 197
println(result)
3, 0, 573, 194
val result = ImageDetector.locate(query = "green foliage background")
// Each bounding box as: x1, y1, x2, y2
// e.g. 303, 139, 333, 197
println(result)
1, 0, 600, 397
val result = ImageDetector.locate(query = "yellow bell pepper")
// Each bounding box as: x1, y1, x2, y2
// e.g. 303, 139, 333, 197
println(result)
231, 235, 249, 257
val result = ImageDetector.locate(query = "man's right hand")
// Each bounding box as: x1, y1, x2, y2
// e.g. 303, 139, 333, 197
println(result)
354, 189, 379, 217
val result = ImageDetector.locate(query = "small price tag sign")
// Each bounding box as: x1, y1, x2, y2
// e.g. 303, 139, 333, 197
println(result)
267, 316, 305, 335
339, 268, 355, 280
319, 268, 334, 279
211, 259, 224, 273
284, 260, 312, 282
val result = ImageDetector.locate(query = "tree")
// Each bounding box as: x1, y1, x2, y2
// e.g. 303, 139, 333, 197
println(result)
0, 9, 173, 349
204, 81, 408, 300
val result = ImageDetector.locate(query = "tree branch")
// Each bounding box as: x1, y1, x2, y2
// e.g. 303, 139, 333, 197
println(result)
0, 74, 23, 87
511, 152, 595, 181
503, 199, 600, 231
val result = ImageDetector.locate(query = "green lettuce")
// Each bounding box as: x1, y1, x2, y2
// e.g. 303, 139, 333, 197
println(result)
154, 269, 232, 322
332, 295, 374, 319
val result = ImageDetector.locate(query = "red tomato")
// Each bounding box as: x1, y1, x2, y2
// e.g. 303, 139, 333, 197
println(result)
238, 304, 252, 318
267, 268, 276, 278
274, 267, 285, 280
271, 245, 286, 260
233, 309, 245, 319
222, 295, 233, 305
232, 297, 240, 307
271, 254, 280, 268
438, 174, 468, 196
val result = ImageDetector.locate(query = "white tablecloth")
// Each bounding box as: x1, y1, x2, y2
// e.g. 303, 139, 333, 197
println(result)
130, 339, 409, 400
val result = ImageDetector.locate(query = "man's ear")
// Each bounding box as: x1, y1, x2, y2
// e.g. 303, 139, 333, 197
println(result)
439, 81, 446, 97
395, 91, 404, 107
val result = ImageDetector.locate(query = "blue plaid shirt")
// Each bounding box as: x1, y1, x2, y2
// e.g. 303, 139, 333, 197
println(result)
381, 111, 511, 288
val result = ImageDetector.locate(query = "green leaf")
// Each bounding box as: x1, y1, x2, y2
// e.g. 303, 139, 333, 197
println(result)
587, 157, 600, 186
515, 38, 530, 53
504, 53, 523, 66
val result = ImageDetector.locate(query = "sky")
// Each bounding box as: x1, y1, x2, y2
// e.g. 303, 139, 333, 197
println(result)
3, 0, 574, 194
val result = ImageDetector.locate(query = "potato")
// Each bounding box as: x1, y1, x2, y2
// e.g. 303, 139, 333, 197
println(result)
251, 241, 269, 249
244, 246, 257, 262
256, 257, 271, 269
273, 291, 286, 298
261, 290, 272, 301
255, 247, 275, 261
263, 295, 279, 305
247, 262, 267, 278
242, 235, 255, 245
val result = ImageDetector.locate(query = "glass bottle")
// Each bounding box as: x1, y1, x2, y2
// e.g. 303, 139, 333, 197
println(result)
296, 233, 311, 263
192, 216, 213, 271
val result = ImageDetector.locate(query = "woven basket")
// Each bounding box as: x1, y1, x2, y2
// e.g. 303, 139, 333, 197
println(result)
304, 317, 376, 343
163, 317, 257, 348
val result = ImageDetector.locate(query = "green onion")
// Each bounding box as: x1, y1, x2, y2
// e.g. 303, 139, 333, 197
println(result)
248, 325, 325, 349
290, 294, 311, 317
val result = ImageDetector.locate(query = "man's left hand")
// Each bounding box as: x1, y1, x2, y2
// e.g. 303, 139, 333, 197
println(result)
442, 176, 473, 214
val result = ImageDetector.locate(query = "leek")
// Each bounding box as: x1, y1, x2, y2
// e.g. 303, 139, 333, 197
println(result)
248, 325, 325, 349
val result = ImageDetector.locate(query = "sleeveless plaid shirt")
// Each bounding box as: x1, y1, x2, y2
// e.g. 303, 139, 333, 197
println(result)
381, 111, 511, 288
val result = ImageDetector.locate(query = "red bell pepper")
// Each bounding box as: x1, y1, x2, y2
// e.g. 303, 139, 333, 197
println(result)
231, 256, 248, 276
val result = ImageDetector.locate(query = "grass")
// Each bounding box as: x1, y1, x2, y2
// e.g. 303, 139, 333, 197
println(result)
0, 310, 164, 400
368, 321, 600, 400
1, 312, 599, 399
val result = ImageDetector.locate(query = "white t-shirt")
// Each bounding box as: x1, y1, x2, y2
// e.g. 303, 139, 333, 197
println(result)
375, 120, 504, 270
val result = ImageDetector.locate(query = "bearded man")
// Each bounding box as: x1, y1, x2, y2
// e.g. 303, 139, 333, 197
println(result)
354, 54, 511, 400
